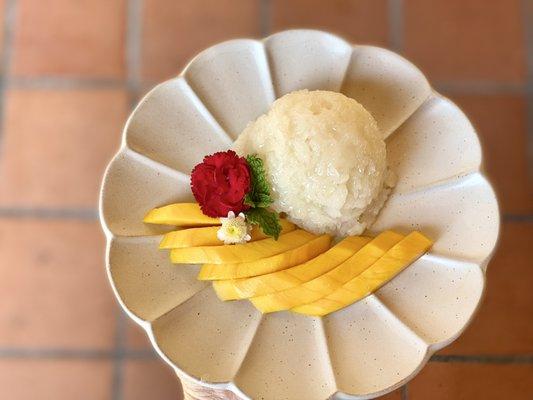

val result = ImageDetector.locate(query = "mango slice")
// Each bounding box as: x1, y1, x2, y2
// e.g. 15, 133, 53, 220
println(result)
170, 229, 317, 265
143, 203, 220, 226
292, 231, 433, 316
213, 236, 370, 300
159, 219, 296, 249
250, 231, 404, 313
201, 234, 331, 281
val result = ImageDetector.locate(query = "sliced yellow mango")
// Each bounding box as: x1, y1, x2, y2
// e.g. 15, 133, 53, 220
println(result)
202, 234, 331, 281
213, 236, 370, 300
159, 219, 296, 249
250, 231, 404, 313
143, 203, 220, 226
292, 231, 433, 316
170, 229, 317, 265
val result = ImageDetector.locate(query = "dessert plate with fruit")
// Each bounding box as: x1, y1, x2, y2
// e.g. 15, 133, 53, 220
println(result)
100, 30, 499, 400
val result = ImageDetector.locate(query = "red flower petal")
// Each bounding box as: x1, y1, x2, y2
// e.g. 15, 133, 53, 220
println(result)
190, 150, 251, 217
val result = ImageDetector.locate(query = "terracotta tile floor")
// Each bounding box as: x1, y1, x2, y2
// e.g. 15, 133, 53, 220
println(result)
0, 1, 531, 399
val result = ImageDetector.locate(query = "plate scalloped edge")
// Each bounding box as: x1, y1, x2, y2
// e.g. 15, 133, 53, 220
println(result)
99, 29, 500, 400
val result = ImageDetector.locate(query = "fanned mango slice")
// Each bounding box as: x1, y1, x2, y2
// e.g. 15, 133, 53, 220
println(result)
143, 203, 219, 226
202, 235, 331, 282
159, 219, 296, 249
170, 229, 317, 265
201, 235, 331, 281
250, 230, 404, 313
292, 231, 433, 316
213, 236, 370, 300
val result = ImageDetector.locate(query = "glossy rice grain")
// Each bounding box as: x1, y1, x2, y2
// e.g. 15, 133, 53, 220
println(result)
233, 90, 394, 236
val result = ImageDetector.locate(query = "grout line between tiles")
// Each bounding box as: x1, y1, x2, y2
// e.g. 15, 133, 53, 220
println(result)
0, 75, 529, 96
259, 0, 271, 37
0, 347, 156, 359
0, 77, 528, 93
0, 207, 98, 220
388, 0, 403, 53
430, 354, 533, 364
7, 76, 126, 89
1, 347, 532, 364
0, 0, 17, 161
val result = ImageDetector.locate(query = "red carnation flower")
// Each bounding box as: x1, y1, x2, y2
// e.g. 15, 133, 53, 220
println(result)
190, 150, 251, 218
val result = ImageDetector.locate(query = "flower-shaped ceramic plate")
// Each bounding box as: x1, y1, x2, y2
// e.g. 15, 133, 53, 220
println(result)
100, 30, 499, 399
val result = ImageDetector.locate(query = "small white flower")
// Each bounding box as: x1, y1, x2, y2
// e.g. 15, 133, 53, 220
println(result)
217, 211, 252, 245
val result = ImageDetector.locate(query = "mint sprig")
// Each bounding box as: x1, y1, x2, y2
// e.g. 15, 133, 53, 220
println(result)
246, 208, 282, 240
243, 154, 281, 239
244, 155, 274, 208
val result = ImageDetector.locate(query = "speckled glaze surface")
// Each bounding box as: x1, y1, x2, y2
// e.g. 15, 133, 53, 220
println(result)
99, 30, 500, 400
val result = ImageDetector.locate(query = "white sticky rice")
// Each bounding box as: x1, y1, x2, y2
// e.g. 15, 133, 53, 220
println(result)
233, 90, 394, 237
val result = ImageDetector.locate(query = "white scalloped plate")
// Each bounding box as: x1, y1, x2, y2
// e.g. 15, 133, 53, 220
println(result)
99, 30, 500, 400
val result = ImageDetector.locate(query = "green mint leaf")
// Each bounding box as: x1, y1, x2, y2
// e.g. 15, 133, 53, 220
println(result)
243, 193, 255, 207
245, 154, 273, 208
254, 193, 273, 208
245, 208, 282, 240
244, 193, 271, 208
243, 155, 280, 238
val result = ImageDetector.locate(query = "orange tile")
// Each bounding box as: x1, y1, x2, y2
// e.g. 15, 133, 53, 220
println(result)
0, 89, 128, 208
125, 319, 152, 350
0, 359, 113, 400
442, 222, 533, 355
142, 0, 260, 81
123, 359, 183, 400
409, 362, 533, 399
271, 0, 389, 46
0, 219, 117, 349
404, 0, 526, 83
12, 0, 126, 78
443, 93, 532, 214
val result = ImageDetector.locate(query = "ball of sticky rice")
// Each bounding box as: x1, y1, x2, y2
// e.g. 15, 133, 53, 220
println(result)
233, 90, 394, 237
